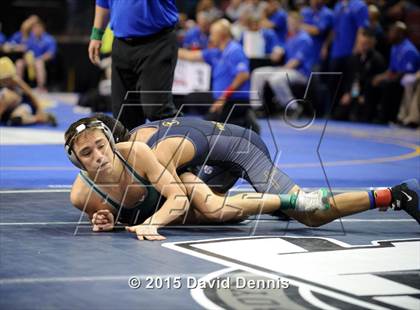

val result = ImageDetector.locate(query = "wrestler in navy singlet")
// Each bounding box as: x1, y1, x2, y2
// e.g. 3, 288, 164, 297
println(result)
131, 118, 295, 194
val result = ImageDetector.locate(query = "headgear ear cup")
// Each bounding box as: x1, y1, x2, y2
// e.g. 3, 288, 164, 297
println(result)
65, 120, 116, 170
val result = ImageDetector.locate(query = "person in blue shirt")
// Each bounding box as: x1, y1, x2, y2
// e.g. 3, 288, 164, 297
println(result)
372, 21, 419, 123
250, 12, 314, 113
15, 20, 56, 91
89, 0, 180, 130
301, 0, 334, 67
178, 19, 259, 133
328, 0, 369, 105
182, 11, 211, 50
2, 15, 40, 59
261, 0, 288, 46
7, 15, 40, 49
239, 16, 283, 61
331, 0, 369, 60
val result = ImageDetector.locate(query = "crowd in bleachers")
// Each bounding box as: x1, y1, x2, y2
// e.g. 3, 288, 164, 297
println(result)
0, 16, 57, 126
176, 0, 420, 128
1, 1, 418, 129
0, 15, 57, 92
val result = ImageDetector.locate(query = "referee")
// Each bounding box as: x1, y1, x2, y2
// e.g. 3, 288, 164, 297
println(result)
88, 0, 180, 129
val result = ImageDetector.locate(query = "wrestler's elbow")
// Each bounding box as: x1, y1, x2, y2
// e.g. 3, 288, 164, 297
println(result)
70, 189, 82, 210
170, 193, 190, 214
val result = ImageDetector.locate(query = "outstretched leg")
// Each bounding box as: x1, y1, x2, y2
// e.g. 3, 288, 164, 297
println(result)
179, 173, 369, 224
180, 173, 420, 227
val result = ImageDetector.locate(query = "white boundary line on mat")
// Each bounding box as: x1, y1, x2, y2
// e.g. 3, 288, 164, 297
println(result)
0, 189, 71, 194
0, 273, 207, 285
0, 219, 415, 226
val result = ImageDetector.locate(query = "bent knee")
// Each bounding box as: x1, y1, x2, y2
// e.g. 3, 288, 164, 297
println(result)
293, 212, 330, 227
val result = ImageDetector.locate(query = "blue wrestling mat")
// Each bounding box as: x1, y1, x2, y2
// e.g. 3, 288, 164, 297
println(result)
0, 96, 419, 309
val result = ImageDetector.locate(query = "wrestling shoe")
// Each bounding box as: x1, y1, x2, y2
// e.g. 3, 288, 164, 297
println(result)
390, 179, 420, 224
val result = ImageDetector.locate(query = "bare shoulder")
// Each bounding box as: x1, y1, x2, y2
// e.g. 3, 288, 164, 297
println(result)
116, 142, 155, 161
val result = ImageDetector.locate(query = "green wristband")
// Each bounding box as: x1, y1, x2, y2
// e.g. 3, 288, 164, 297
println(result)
279, 194, 297, 210
90, 27, 105, 41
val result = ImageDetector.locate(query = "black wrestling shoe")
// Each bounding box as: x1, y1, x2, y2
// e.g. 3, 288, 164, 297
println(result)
390, 179, 420, 224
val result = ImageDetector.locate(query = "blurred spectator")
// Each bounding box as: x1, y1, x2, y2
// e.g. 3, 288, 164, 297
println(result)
385, 0, 419, 25
250, 12, 314, 112
231, 7, 252, 40
176, 13, 192, 43
330, 0, 370, 59
333, 29, 386, 122
241, 0, 269, 19
397, 71, 420, 128
7, 15, 40, 50
1, 15, 40, 61
15, 20, 57, 92
225, 0, 245, 21
182, 12, 211, 50
372, 22, 420, 123
300, 0, 334, 67
0, 57, 56, 126
196, 0, 223, 21
240, 15, 283, 61
261, 0, 288, 45
229, 1, 270, 41
368, 4, 387, 57
288, 0, 307, 11
178, 19, 259, 133
329, 0, 369, 105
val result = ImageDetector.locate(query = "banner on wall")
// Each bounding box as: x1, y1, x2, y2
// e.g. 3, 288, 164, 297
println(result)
172, 60, 211, 95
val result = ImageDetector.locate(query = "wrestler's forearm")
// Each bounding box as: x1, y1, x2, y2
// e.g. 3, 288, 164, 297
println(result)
148, 196, 190, 227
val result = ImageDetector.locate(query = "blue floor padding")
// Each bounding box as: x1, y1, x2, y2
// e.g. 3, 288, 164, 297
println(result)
0, 191, 418, 310
0, 100, 419, 189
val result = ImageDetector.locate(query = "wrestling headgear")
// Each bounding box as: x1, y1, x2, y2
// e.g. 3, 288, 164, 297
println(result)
64, 119, 115, 169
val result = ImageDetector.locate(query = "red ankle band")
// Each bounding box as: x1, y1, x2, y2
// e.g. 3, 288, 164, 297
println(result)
374, 189, 392, 207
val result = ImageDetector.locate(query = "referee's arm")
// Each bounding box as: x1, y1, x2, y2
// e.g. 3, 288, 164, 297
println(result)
88, 5, 110, 65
